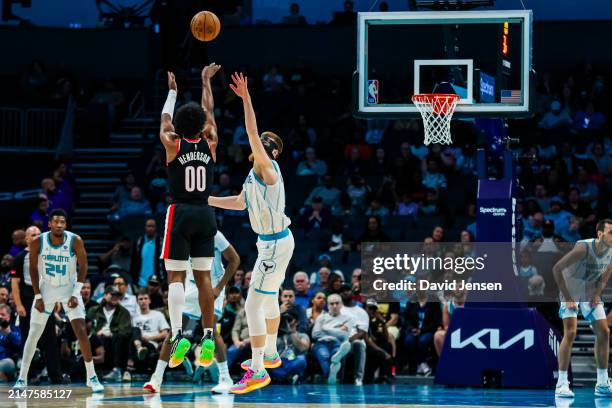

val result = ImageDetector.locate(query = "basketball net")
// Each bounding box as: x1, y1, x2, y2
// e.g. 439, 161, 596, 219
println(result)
412, 94, 460, 145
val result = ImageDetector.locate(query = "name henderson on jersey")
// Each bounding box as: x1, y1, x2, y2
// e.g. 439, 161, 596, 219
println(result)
176, 151, 212, 166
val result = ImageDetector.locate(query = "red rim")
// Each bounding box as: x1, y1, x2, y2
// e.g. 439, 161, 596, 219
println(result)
411, 93, 460, 103
412, 93, 460, 115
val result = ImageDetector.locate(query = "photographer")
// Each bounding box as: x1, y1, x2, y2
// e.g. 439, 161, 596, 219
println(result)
0, 304, 20, 381
268, 308, 310, 384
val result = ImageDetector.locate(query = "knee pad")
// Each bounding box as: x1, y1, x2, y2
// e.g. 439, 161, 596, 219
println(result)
192, 257, 213, 271
245, 292, 267, 337
262, 296, 280, 319
164, 259, 189, 271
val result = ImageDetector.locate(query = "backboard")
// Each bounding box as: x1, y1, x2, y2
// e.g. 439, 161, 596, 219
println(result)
354, 10, 533, 118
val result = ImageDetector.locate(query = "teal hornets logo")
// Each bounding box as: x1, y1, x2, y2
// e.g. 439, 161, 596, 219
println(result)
259, 260, 276, 275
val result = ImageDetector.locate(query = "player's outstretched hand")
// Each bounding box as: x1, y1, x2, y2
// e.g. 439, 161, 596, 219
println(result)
202, 63, 221, 80
67, 296, 78, 309
167, 71, 177, 92
229, 72, 249, 99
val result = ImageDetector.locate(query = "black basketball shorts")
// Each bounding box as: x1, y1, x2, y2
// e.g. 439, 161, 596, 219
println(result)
161, 202, 217, 260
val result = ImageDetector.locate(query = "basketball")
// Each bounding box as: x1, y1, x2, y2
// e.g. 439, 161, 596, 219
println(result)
190, 11, 221, 42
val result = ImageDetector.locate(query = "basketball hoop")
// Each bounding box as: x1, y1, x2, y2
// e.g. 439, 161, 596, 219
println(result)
412, 94, 460, 145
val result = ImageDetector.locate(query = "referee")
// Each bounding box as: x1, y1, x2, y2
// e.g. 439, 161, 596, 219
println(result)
10, 225, 65, 384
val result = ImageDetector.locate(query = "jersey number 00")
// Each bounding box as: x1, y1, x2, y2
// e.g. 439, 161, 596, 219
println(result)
185, 166, 206, 192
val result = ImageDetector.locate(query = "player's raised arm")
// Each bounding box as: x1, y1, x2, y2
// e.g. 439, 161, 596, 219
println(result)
229, 72, 278, 185
160, 71, 180, 162
201, 63, 221, 160
552, 241, 588, 304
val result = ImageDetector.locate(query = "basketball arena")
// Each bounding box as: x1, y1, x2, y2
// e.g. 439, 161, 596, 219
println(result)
0, 1, 611, 408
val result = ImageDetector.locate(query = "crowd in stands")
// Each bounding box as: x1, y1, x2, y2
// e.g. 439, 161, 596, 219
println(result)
0, 39, 609, 385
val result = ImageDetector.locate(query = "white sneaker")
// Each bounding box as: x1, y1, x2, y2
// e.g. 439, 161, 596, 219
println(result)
355, 378, 363, 386
87, 375, 105, 393
328, 362, 341, 385
555, 381, 575, 398
13, 378, 27, 389
595, 379, 612, 397
211, 376, 234, 394
102, 368, 121, 382
143, 376, 162, 393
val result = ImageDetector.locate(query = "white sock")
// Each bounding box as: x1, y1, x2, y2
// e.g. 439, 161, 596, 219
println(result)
153, 360, 168, 381
558, 370, 568, 384
203, 328, 213, 338
84, 360, 96, 379
18, 322, 45, 381
597, 368, 609, 384
217, 360, 230, 380
168, 282, 185, 337
265, 333, 278, 356
250, 346, 265, 372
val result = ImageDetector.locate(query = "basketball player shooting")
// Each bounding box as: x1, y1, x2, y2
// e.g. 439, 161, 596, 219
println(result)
13, 209, 104, 392
159, 64, 220, 369
208, 73, 295, 394
553, 218, 612, 398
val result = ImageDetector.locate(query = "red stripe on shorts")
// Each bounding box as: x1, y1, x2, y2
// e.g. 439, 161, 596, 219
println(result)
162, 204, 175, 259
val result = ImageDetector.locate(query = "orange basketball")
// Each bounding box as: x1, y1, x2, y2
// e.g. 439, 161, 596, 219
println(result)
190, 11, 221, 42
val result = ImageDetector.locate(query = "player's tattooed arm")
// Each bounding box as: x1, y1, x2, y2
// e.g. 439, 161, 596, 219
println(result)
29, 237, 44, 313
593, 263, 612, 306
160, 71, 180, 163
202, 63, 221, 161
552, 241, 587, 308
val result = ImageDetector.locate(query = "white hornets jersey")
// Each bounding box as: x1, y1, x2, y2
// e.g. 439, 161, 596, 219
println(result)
579, 238, 612, 282
243, 160, 291, 235
38, 231, 77, 287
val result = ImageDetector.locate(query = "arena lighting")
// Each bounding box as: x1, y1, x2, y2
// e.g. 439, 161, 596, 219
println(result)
410, 0, 495, 10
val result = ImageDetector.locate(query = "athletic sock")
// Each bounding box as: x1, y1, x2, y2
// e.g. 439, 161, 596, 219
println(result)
597, 368, 609, 385
168, 282, 185, 338
251, 346, 265, 372
153, 360, 168, 381
217, 360, 230, 381
264, 333, 278, 357
558, 370, 568, 385
18, 322, 45, 381
84, 360, 96, 379
203, 328, 213, 338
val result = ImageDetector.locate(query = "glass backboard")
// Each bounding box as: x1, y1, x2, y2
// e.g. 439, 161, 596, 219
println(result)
354, 10, 533, 118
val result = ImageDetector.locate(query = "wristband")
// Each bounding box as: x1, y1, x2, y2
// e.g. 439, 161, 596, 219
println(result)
72, 282, 84, 298
34, 294, 42, 300
162, 90, 177, 119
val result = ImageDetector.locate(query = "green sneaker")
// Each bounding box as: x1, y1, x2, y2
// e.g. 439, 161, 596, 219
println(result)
198, 332, 215, 367
168, 333, 191, 368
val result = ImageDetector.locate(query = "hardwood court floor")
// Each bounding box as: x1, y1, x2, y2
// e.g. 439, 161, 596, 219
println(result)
0, 382, 607, 408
